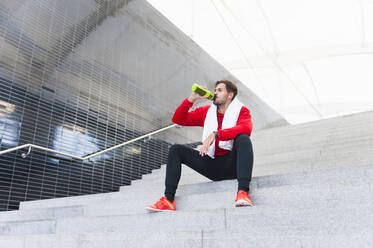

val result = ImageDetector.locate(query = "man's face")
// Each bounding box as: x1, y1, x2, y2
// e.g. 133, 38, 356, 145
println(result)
213, 83, 232, 106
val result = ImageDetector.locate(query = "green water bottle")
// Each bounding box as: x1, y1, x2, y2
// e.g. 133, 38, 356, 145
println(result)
191, 83, 215, 100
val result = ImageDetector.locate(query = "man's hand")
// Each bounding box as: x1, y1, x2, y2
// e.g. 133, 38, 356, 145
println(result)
199, 132, 216, 156
188, 85, 210, 103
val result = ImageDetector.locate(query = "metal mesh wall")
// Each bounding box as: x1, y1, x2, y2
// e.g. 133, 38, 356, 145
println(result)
0, 0, 172, 211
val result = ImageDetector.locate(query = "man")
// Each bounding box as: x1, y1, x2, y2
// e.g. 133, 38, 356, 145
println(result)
146, 80, 254, 212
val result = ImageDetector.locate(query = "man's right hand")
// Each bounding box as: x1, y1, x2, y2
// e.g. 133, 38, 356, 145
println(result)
188, 86, 210, 103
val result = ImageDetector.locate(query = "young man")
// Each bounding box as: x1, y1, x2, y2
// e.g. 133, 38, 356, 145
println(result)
146, 80, 254, 212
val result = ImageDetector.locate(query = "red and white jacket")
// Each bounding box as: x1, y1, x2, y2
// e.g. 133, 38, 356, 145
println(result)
172, 98, 253, 156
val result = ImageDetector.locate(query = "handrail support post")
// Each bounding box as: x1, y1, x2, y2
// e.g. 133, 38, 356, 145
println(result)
21, 146, 32, 159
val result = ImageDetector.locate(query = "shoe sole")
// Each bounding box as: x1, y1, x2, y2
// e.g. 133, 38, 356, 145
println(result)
146, 206, 176, 212
235, 199, 253, 207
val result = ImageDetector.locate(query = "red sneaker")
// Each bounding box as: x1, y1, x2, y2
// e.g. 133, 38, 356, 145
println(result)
146, 197, 176, 212
235, 190, 253, 207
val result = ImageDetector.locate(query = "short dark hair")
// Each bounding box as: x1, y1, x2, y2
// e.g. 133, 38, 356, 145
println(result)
215, 80, 238, 100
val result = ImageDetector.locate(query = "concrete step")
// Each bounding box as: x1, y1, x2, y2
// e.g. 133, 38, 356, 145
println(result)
251, 110, 373, 137
18, 163, 373, 211
253, 130, 373, 148
18, 191, 122, 211
0, 209, 225, 235
1, 197, 373, 236
1, 99, 373, 246
249, 110, 373, 175
203, 229, 373, 248
142, 141, 373, 178
0, 219, 56, 235
82, 185, 373, 217
135, 162, 373, 186
60, 202, 373, 234
0, 205, 85, 223
125, 164, 373, 196
1, 226, 372, 248
0, 231, 203, 248
4, 180, 372, 226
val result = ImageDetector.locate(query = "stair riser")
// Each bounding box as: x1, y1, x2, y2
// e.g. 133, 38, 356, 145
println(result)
142, 155, 373, 180
203, 234, 373, 248
5, 183, 373, 223
54, 210, 225, 234
0, 232, 203, 248
134, 165, 373, 188
2, 231, 373, 248
0, 220, 55, 236
85, 192, 373, 217
0, 206, 84, 223
19, 173, 373, 211
129, 163, 373, 191
1, 204, 373, 236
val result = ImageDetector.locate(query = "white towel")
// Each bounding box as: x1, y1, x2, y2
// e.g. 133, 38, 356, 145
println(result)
202, 98, 243, 158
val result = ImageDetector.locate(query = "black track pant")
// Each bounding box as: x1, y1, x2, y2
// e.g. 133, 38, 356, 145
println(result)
165, 134, 254, 200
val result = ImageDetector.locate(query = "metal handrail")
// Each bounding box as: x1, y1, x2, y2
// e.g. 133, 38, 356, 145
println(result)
0, 124, 179, 160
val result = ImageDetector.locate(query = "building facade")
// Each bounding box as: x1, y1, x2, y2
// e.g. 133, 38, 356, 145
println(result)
0, 0, 286, 211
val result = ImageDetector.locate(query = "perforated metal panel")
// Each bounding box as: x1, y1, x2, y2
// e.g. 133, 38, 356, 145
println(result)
0, 0, 171, 211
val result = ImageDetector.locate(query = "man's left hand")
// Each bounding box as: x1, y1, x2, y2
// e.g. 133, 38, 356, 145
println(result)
199, 132, 216, 156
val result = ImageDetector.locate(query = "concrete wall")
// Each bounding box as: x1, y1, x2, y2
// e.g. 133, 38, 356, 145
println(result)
69, 0, 288, 142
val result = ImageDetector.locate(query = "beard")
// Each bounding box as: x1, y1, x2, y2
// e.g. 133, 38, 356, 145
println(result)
213, 98, 225, 106
213, 97, 220, 106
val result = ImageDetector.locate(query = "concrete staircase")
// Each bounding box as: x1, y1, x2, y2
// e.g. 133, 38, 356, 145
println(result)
0, 110, 373, 247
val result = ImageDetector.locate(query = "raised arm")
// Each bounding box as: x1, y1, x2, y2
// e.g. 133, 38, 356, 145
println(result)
172, 88, 210, 127
172, 99, 210, 127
